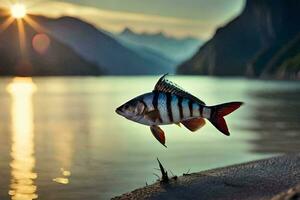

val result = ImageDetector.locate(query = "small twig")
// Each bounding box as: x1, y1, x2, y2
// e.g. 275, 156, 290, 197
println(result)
186, 168, 191, 174
169, 170, 175, 177
183, 168, 191, 176
157, 158, 169, 183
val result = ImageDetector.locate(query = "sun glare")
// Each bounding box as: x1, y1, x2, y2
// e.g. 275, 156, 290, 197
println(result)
10, 3, 27, 19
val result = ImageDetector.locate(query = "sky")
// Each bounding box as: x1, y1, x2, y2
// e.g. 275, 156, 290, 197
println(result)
2, 0, 245, 39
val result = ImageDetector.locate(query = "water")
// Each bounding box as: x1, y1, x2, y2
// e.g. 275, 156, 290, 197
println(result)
0, 76, 299, 200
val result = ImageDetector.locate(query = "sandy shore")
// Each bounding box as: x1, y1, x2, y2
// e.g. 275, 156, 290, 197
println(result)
113, 154, 300, 200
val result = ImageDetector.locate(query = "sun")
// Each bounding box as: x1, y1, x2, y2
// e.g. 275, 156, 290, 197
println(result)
10, 3, 27, 19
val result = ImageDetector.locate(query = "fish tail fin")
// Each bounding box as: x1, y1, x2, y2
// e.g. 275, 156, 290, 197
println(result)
208, 102, 243, 136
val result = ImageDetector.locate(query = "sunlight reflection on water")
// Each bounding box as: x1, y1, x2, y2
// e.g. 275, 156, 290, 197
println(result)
7, 78, 38, 200
53, 168, 71, 185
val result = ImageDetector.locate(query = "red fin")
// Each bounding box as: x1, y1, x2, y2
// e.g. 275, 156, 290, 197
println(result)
181, 118, 206, 132
150, 126, 167, 147
209, 117, 229, 136
215, 102, 243, 116
209, 102, 243, 136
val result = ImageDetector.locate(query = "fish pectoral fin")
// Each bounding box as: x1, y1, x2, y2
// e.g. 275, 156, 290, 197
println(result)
150, 125, 167, 147
145, 110, 160, 122
181, 118, 206, 132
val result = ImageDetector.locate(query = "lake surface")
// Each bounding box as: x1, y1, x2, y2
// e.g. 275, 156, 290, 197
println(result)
0, 76, 299, 200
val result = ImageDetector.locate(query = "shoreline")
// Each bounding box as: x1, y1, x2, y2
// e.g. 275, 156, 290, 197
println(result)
113, 154, 300, 200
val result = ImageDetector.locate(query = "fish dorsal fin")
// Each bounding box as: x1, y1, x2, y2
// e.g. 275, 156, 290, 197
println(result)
154, 74, 206, 105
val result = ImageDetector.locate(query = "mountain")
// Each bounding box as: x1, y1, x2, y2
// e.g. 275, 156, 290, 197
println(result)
0, 10, 101, 76
40, 16, 173, 75
116, 28, 203, 63
117, 38, 177, 70
177, 0, 300, 79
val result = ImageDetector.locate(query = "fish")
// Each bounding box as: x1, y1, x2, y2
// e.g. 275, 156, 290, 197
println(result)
115, 74, 243, 147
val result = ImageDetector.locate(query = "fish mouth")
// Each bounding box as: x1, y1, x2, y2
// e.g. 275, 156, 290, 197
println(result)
115, 106, 142, 121
115, 106, 123, 115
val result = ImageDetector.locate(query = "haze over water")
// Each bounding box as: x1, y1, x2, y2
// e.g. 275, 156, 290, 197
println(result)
0, 76, 299, 199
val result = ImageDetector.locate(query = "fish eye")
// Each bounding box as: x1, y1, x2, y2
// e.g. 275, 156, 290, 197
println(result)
124, 105, 129, 109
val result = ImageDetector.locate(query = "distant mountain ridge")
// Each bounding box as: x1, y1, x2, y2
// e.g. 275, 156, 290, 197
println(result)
0, 9, 100, 76
116, 28, 202, 64
177, 0, 300, 79
40, 16, 173, 75
0, 8, 175, 76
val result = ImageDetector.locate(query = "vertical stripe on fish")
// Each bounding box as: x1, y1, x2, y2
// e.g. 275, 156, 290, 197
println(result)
188, 100, 193, 117
166, 93, 173, 122
199, 105, 203, 117
182, 98, 190, 118
171, 94, 180, 123
178, 96, 184, 120
192, 103, 200, 117
152, 92, 162, 123
157, 92, 170, 123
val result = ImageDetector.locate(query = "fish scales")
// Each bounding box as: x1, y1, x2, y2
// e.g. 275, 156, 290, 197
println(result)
192, 103, 201, 117
171, 94, 180, 123
182, 98, 191, 119
155, 92, 203, 124
143, 93, 154, 111
157, 92, 170, 123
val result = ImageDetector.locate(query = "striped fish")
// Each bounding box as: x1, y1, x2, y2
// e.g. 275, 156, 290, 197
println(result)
116, 74, 243, 147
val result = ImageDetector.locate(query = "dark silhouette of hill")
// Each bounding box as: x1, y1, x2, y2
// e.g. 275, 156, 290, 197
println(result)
177, 0, 300, 79
252, 32, 300, 79
0, 10, 101, 76
40, 16, 173, 75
